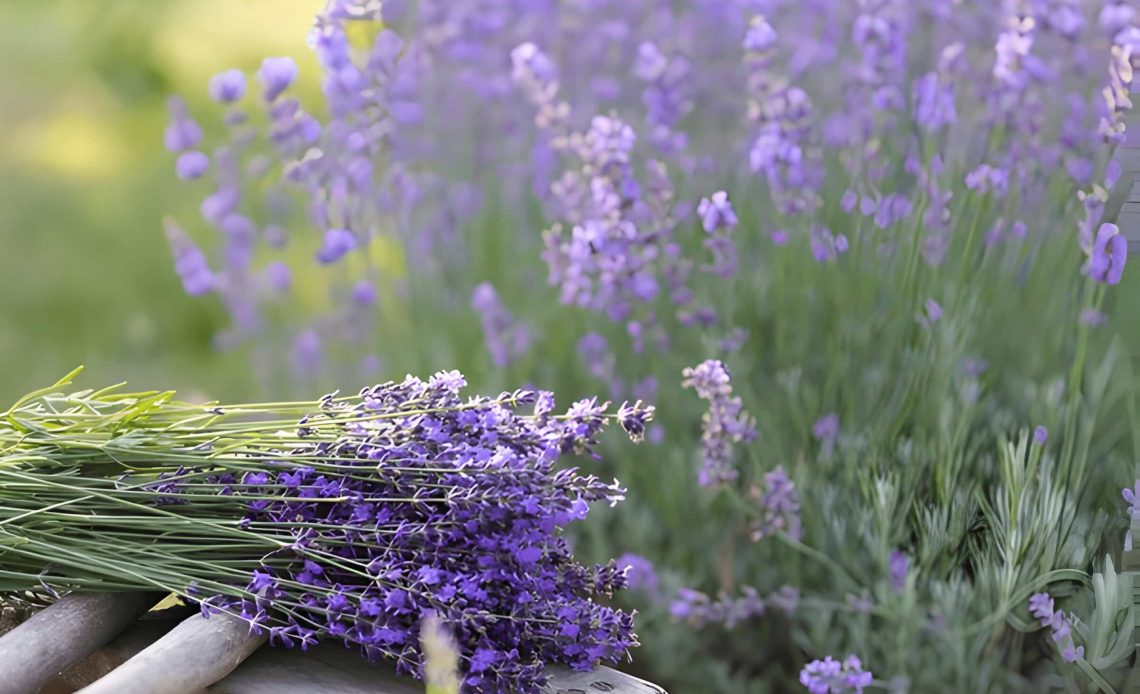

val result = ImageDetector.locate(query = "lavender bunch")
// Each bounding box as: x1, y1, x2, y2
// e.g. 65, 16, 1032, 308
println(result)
0, 368, 653, 693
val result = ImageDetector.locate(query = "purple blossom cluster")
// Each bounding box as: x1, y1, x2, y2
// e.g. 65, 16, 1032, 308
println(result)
744, 16, 822, 216
1028, 592, 1084, 662
669, 584, 799, 630
162, 371, 653, 692
799, 654, 874, 694
750, 466, 802, 542
471, 282, 532, 368
681, 360, 756, 488
696, 191, 740, 278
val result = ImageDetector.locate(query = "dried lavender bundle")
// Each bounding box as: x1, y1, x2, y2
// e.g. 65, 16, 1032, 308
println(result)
0, 368, 653, 693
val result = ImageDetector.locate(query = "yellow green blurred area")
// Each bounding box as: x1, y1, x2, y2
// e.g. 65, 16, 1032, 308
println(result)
0, 0, 324, 401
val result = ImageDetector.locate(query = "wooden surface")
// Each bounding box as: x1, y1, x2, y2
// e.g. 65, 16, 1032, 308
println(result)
209, 644, 667, 694
1113, 54, 1140, 253
0, 592, 161, 694
77, 612, 267, 694
0, 595, 666, 694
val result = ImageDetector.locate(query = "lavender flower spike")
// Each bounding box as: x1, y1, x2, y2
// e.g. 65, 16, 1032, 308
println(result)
697, 191, 740, 277
751, 466, 802, 542
471, 282, 531, 368
800, 654, 874, 693
164, 219, 215, 296
682, 360, 756, 488
1028, 592, 1085, 663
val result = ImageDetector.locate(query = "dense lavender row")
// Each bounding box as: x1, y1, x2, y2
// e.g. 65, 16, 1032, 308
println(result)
164, 0, 1138, 382
160, 0, 1140, 691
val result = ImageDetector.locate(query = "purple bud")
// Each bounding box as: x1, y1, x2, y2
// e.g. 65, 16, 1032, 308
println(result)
164, 220, 215, 296
1033, 426, 1048, 445
259, 57, 298, 102
924, 299, 943, 324
200, 188, 240, 226
209, 69, 247, 103
316, 228, 356, 264
163, 97, 202, 152
889, 550, 908, 593
264, 261, 291, 292
175, 151, 209, 180
352, 280, 378, 306
697, 191, 738, 232
1089, 223, 1127, 285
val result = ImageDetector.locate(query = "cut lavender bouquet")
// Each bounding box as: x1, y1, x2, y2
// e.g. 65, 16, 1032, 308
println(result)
0, 368, 652, 693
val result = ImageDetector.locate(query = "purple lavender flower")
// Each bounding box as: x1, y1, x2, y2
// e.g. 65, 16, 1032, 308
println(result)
913, 70, 957, 132
812, 413, 840, 442
888, 550, 908, 593
1079, 308, 1107, 327
670, 584, 791, 629
175, 151, 209, 180
751, 466, 802, 542
616, 401, 653, 443
1088, 223, 1127, 285
470, 282, 531, 368
923, 299, 943, 325
810, 227, 849, 263
351, 280, 378, 307
316, 228, 357, 264
616, 553, 658, 596
264, 261, 292, 293
800, 654, 874, 694
697, 191, 738, 232
682, 360, 756, 488
163, 97, 202, 153
164, 220, 215, 296
1033, 425, 1048, 445
258, 57, 299, 102
209, 69, 247, 103
1123, 481, 1140, 515
1028, 592, 1084, 663
697, 191, 740, 277
744, 16, 822, 216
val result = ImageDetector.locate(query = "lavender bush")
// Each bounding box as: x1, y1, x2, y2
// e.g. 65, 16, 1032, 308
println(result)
159, 0, 1139, 691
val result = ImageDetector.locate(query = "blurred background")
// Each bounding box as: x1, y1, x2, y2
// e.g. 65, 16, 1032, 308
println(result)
0, 0, 325, 403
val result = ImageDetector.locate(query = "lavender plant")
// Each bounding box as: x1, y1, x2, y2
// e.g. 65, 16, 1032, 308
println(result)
0, 368, 651, 692
157, 0, 1140, 691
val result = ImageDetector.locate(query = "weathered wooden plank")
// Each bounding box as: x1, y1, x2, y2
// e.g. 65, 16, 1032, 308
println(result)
0, 592, 160, 694
209, 644, 667, 694
206, 646, 421, 694
1119, 210, 1140, 248
42, 606, 193, 693
77, 612, 266, 694
13, 597, 668, 694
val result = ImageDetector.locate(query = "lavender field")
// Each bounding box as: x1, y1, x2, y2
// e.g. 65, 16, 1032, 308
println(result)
2, 0, 1139, 692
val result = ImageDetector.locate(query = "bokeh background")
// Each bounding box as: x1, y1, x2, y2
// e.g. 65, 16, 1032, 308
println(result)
3, 2, 1140, 691
5, 0, 1140, 404
0, 0, 327, 403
